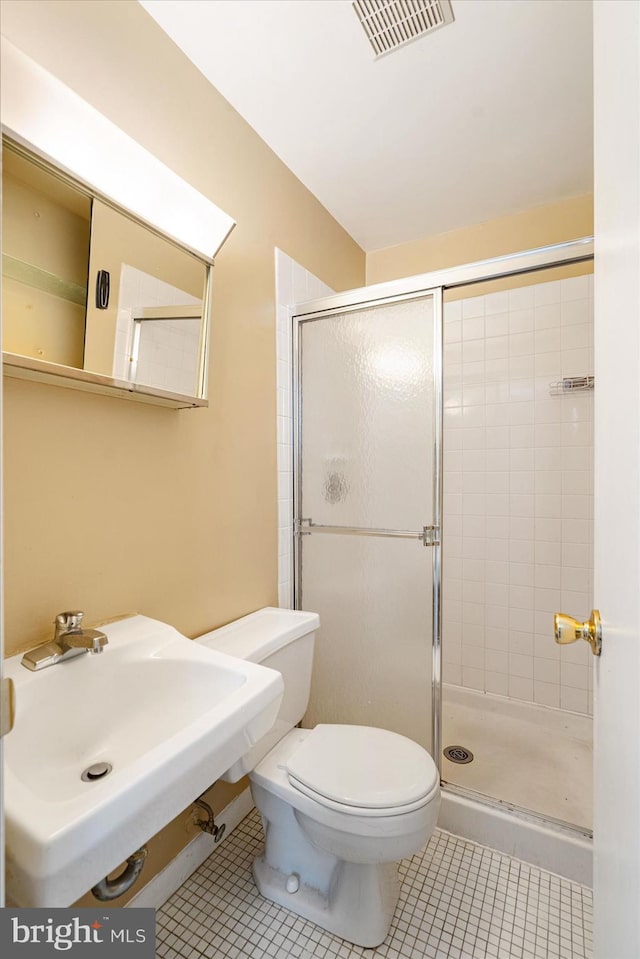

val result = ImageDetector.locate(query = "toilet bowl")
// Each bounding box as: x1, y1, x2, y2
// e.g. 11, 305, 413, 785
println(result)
196, 608, 440, 948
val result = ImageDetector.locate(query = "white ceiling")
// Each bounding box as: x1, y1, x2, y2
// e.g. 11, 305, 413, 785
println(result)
139, 0, 593, 253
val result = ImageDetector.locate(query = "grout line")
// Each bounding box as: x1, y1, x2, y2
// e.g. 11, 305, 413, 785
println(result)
157, 808, 592, 959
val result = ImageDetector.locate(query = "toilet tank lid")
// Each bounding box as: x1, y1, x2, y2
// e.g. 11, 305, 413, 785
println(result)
195, 607, 319, 663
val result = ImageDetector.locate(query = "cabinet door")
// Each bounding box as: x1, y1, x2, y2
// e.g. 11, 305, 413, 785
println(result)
85, 200, 208, 396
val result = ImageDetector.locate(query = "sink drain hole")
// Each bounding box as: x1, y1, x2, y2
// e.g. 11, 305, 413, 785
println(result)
443, 745, 474, 764
81, 762, 112, 782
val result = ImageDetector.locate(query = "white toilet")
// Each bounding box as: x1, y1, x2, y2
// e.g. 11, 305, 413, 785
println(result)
197, 607, 440, 948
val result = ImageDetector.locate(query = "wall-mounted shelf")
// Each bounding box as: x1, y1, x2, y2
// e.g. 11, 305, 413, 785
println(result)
2, 352, 207, 410
549, 376, 594, 396
2, 253, 87, 306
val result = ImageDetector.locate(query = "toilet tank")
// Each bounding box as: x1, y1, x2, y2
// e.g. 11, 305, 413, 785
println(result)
195, 607, 319, 782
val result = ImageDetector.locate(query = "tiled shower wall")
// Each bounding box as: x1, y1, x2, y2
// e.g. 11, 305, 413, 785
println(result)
275, 249, 334, 609
442, 274, 594, 715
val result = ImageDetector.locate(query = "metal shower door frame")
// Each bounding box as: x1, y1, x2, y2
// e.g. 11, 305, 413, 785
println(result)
292, 286, 444, 769
290, 236, 595, 780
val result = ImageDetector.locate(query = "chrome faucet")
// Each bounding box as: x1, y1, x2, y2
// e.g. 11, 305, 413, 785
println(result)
21, 611, 108, 671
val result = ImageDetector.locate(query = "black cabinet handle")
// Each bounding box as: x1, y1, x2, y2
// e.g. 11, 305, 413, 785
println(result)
96, 270, 110, 309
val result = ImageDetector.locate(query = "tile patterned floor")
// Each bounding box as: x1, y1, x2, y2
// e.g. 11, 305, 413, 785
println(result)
156, 809, 592, 959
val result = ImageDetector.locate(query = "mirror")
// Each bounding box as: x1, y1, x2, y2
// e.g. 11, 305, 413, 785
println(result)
1, 138, 212, 406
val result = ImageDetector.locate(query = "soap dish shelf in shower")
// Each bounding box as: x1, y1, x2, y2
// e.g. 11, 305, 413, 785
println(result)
549, 376, 594, 396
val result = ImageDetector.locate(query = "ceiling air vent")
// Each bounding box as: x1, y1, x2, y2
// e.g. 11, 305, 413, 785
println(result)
353, 0, 455, 58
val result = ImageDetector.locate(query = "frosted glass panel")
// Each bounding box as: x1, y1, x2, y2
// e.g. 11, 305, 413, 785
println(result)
301, 533, 433, 750
300, 297, 434, 530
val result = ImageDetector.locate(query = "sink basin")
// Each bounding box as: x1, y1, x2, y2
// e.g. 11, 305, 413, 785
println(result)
3, 614, 284, 906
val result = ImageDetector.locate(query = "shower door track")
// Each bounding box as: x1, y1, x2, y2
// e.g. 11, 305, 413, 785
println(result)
291, 235, 595, 785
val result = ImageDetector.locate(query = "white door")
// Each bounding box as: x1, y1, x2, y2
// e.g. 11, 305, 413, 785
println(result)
593, 2, 640, 956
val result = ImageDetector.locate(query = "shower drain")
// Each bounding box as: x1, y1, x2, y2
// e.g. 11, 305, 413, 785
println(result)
81, 762, 112, 782
443, 745, 474, 764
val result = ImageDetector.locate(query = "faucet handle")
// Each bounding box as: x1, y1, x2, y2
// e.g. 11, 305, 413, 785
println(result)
56, 611, 84, 632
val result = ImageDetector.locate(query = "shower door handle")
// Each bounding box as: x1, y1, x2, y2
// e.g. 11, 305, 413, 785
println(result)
554, 610, 602, 656
296, 519, 440, 546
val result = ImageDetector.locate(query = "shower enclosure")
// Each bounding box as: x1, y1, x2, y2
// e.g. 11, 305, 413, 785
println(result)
294, 292, 442, 756
291, 238, 594, 846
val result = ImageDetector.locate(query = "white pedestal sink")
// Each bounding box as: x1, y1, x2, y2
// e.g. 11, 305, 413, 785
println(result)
3, 614, 284, 906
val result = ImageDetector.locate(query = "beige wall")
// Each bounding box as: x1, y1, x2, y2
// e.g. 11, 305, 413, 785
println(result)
366, 194, 594, 285
1, 0, 365, 656
1, 0, 364, 904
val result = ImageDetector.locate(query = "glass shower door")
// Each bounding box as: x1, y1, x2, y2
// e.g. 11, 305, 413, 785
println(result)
294, 292, 442, 754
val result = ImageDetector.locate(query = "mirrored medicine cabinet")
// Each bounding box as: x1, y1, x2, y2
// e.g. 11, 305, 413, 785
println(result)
1, 138, 212, 408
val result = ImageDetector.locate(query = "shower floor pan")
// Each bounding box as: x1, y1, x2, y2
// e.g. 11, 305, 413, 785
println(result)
441, 683, 593, 831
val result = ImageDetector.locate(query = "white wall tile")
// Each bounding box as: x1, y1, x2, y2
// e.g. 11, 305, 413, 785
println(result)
561, 687, 588, 713
535, 564, 562, 589
442, 276, 593, 714
509, 309, 534, 334
443, 662, 462, 685
485, 335, 509, 360
462, 666, 484, 690
561, 662, 589, 690
561, 275, 590, 301
510, 653, 534, 679
509, 675, 534, 701
485, 290, 509, 314
535, 352, 562, 376
485, 312, 509, 337
535, 470, 562, 494
510, 424, 534, 447
534, 633, 559, 660
486, 649, 508, 673
509, 355, 535, 379
444, 319, 461, 344
462, 296, 485, 319
486, 450, 510, 471
510, 470, 534, 493
561, 445, 592, 470
535, 658, 560, 684
485, 627, 508, 650
535, 328, 561, 353
510, 516, 534, 540
509, 332, 534, 356
534, 279, 562, 306
508, 286, 534, 310
462, 646, 484, 669
534, 681, 560, 708
562, 347, 591, 374
534, 303, 561, 329
462, 315, 484, 340
485, 671, 509, 695
561, 298, 590, 326
510, 564, 534, 587
510, 539, 534, 564
561, 323, 591, 350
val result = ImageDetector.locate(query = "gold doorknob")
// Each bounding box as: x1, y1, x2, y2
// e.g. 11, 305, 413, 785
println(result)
554, 610, 602, 656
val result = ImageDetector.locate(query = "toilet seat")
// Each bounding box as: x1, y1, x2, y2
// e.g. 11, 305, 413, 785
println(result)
285, 724, 438, 817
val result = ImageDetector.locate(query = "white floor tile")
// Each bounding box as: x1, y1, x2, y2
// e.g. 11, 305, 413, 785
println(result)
156, 809, 592, 959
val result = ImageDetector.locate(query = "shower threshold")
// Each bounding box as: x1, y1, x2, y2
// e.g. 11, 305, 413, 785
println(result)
438, 781, 592, 886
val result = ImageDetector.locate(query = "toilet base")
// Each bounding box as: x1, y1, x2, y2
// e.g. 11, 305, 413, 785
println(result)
253, 853, 400, 948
